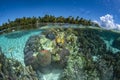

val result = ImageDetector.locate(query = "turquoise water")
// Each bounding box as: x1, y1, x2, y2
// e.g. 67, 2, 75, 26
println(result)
0, 29, 62, 80
98, 30, 120, 53
0, 30, 42, 65
0, 27, 120, 80
0, 28, 120, 64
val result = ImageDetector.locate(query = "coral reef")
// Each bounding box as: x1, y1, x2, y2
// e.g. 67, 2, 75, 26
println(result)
37, 50, 51, 67
23, 28, 120, 80
0, 48, 39, 80
112, 37, 120, 49
52, 48, 70, 68
46, 32, 56, 40
1, 27, 120, 80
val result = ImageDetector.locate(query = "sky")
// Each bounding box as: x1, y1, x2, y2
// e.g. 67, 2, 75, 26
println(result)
0, 0, 120, 29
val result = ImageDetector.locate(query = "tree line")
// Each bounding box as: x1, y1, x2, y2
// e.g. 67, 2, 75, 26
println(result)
0, 15, 100, 34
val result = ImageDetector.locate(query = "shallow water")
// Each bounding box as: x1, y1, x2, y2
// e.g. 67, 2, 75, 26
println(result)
98, 30, 120, 53
0, 29, 42, 65
0, 27, 120, 80
0, 29, 64, 80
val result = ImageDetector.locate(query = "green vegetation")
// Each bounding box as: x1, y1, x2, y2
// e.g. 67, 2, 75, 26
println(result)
0, 15, 100, 34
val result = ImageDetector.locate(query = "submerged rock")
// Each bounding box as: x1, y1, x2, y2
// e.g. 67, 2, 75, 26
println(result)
46, 32, 56, 40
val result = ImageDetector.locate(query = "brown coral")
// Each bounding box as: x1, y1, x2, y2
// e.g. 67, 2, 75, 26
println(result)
37, 50, 51, 67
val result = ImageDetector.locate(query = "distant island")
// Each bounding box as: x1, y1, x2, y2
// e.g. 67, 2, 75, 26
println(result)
0, 15, 100, 34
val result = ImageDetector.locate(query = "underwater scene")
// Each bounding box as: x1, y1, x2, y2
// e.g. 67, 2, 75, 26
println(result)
1, 0, 120, 80
0, 25, 120, 80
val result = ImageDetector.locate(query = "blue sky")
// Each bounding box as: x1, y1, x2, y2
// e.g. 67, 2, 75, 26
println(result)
0, 0, 120, 26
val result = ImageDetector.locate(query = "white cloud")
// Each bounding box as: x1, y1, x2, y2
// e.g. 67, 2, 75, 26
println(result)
99, 14, 120, 30
93, 20, 100, 25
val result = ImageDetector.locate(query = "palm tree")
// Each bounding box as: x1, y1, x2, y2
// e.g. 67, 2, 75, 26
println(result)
56, 16, 64, 23
75, 16, 79, 24
0, 15, 101, 34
